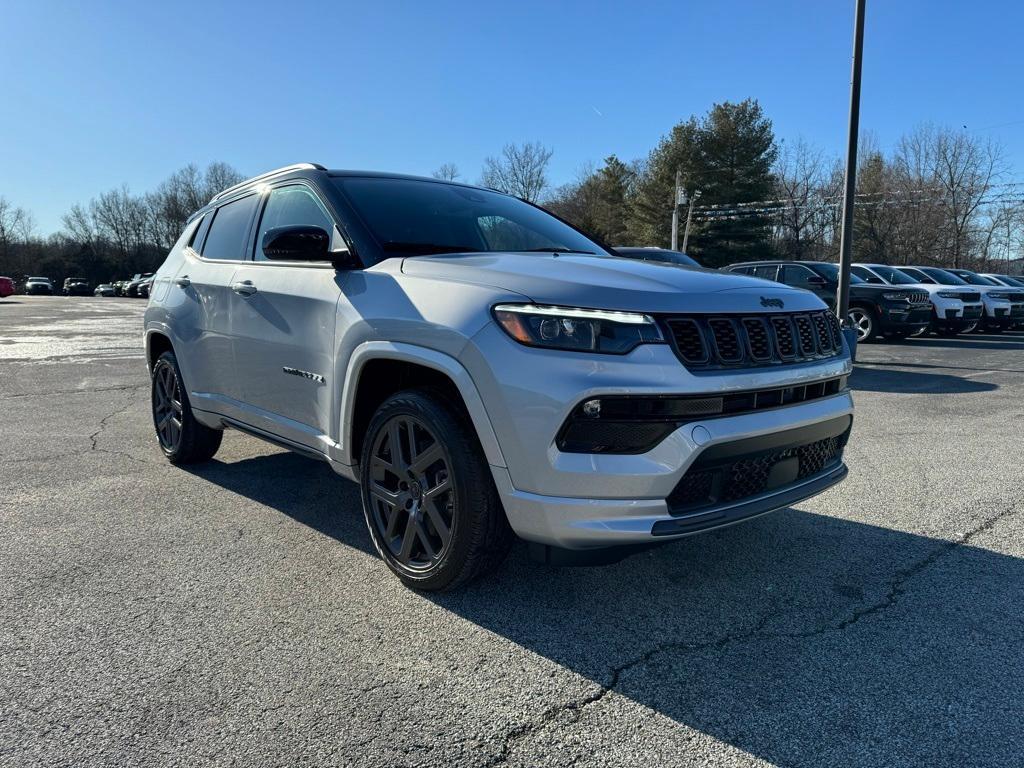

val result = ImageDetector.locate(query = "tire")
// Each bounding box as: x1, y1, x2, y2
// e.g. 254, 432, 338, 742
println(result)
846, 306, 877, 343
151, 350, 222, 464
359, 389, 514, 591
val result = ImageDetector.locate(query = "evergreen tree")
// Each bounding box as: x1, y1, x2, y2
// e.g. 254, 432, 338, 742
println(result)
628, 99, 778, 266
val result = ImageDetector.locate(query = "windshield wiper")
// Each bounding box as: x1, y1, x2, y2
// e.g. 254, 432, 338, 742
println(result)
382, 242, 478, 255
518, 247, 596, 255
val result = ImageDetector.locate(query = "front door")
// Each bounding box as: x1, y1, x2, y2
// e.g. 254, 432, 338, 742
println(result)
228, 183, 344, 452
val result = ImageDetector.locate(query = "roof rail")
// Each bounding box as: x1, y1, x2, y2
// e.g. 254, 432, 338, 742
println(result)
209, 163, 326, 204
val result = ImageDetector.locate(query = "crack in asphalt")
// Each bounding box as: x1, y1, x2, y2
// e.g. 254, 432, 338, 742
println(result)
88, 385, 149, 463
483, 499, 1022, 767
0, 383, 147, 401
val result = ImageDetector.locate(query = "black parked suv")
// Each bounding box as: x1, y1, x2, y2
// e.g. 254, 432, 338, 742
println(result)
726, 261, 931, 342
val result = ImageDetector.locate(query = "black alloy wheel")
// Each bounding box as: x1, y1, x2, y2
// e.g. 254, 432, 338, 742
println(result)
367, 414, 455, 571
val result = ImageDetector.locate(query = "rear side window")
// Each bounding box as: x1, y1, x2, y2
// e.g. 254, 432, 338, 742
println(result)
188, 215, 210, 251
729, 266, 752, 275
753, 265, 778, 281
199, 195, 259, 260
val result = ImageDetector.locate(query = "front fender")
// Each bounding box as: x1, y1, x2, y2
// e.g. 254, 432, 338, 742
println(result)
337, 341, 507, 471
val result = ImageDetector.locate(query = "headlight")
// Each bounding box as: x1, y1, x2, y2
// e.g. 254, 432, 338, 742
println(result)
493, 304, 664, 353
882, 292, 911, 301
936, 291, 962, 299
987, 292, 1009, 301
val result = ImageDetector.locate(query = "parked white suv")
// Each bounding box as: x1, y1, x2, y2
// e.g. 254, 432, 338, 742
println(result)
851, 263, 983, 336
901, 266, 1016, 333
144, 164, 854, 590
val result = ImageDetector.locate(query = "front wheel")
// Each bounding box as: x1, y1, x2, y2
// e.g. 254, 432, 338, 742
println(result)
360, 390, 513, 591
151, 351, 222, 464
846, 306, 877, 342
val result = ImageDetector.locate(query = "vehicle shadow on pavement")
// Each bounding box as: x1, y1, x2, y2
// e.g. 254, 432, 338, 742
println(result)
849, 365, 997, 394
433, 508, 1023, 766
183, 452, 377, 557
185, 451, 1023, 765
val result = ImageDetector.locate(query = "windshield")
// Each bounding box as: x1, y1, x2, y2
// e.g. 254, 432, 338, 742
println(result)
869, 266, 918, 285
334, 177, 608, 259
950, 270, 997, 286
919, 267, 968, 285
994, 274, 1024, 287
812, 263, 864, 284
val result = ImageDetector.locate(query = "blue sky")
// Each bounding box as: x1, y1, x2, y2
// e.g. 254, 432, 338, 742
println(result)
2, 0, 1022, 234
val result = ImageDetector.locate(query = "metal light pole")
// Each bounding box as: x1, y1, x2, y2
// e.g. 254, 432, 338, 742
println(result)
681, 190, 701, 253
670, 169, 683, 250
836, 0, 866, 354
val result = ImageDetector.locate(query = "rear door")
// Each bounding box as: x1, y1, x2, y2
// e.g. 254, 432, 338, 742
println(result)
228, 182, 345, 451
173, 194, 259, 416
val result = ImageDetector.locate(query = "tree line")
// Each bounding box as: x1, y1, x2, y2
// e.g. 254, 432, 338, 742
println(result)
440, 100, 1023, 271
0, 163, 244, 288
3, 99, 1022, 288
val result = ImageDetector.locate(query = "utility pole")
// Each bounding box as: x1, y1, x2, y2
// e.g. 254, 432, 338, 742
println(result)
682, 190, 701, 253
670, 169, 683, 250
836, 0, 866, 343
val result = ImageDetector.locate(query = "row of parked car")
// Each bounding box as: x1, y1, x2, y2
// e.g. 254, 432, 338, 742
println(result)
0, 273, 156, 298
618, 249, 1024, 340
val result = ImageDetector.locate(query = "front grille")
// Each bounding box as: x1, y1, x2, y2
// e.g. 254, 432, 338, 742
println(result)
960, 292, 981, 303
907, 291, 929, 304
664, 311, 844, 370
1009, 292, 1024, 302
667, 433, 847, 515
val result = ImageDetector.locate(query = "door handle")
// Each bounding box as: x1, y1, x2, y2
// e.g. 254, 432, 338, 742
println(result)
173, 275, 191, 288
232, 280, 257, 296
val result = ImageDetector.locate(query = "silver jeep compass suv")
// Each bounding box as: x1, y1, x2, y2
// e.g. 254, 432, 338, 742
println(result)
144, 164, 854, 590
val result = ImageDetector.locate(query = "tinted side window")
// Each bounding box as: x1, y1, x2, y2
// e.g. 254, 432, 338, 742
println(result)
780, 265, 817, 288
850, 266, 873, 281
255, 186, 335, 261
200, 195, 259, 261
728, 266, 751, 275
188, 215, 211, 251
753, 265, 778, 281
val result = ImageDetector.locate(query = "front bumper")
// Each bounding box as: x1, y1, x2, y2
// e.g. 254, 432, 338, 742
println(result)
878, 302, 932, 333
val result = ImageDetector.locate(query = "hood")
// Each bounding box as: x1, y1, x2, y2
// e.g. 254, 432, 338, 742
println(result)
401, 252, 826, 314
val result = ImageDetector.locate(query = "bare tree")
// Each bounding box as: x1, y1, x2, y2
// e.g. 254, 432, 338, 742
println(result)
431, 163, 461, 181
146, 162, 244, 249
893, 124, 1006, 267
773, 138, 834, 260
480, 142, 553, 202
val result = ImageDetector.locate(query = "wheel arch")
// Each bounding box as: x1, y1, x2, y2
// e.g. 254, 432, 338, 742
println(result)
145, 329, 174, 373
340, 342, 507, 471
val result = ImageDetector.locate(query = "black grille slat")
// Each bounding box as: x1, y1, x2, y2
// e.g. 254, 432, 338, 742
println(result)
771, 316, 797, 359
708, 318, 742, 363
665, 311, 845, 370
812, 314, 834, 353
741, 318, 772, 361
794, 315, 816, 355
665, 318, 708, 364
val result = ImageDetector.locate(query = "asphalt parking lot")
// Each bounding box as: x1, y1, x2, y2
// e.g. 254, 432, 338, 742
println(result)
2, 296, 1023, 768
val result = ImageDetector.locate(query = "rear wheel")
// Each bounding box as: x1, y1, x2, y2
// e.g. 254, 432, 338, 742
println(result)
151, 351, 222, 464
847, 306, 877, 342
360, 390, 513, 591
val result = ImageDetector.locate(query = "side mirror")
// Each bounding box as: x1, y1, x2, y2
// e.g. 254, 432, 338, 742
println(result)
262, 226, 331, 261
806, 275, 828, 287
